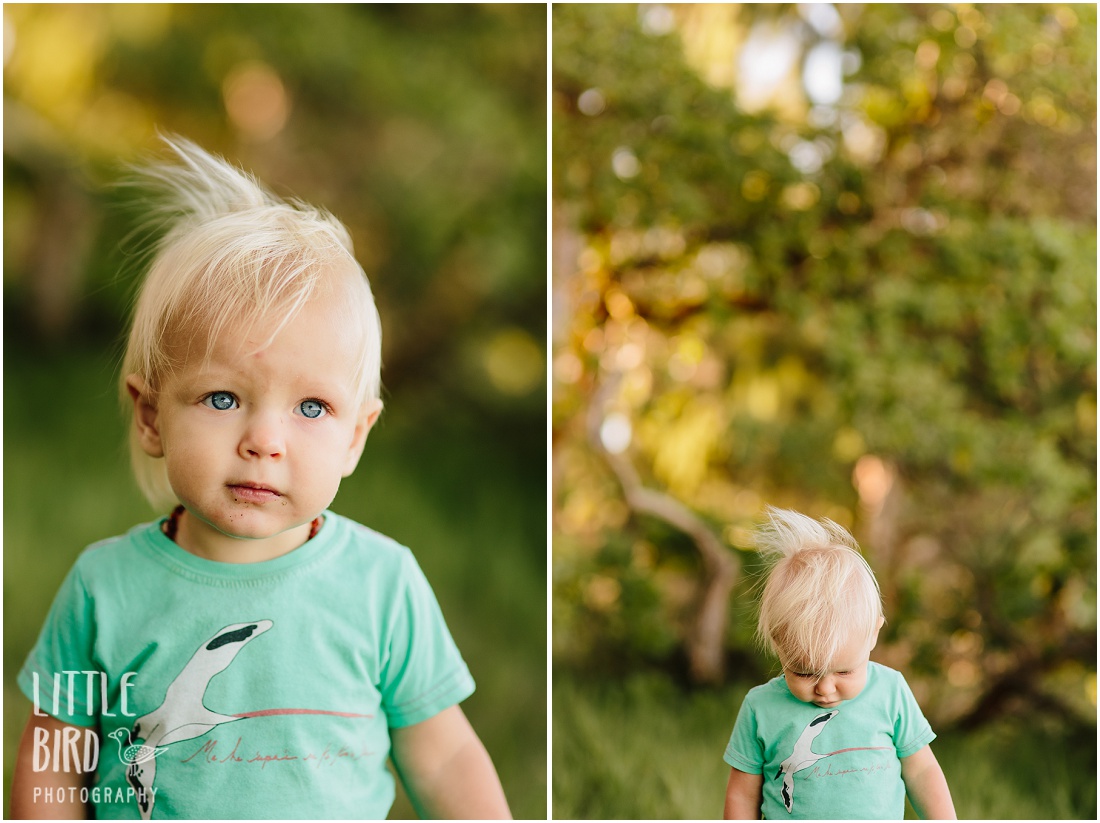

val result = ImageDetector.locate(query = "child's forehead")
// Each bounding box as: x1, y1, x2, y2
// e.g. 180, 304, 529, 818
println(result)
193, 291, 355, 349
784, 633, 872, 673
166, 297, 362, 381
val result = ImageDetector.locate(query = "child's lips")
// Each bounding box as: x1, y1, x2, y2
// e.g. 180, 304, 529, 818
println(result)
228, 483, 282, 503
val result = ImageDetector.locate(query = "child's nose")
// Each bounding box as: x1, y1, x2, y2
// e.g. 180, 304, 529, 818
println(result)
240, 414, 286, 459
815, 676, 836, 695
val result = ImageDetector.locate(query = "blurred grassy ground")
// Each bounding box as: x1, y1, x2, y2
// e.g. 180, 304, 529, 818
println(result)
553, 670, 1097, 820
3, 345, 546, 819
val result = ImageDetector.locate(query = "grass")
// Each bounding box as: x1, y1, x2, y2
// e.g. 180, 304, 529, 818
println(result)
553, 672, 745, 820
3, 345, 546, 819
552, 669, 1097, 820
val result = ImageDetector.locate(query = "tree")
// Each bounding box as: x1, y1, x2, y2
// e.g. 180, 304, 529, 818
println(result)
552, 3, 1095, 727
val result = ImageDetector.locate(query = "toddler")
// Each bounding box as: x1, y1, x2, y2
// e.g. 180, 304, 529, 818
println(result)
11, 137, 511, 820
723, 507, 955, 820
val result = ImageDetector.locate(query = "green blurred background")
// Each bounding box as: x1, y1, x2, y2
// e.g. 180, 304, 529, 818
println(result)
3, 4, 545, 818
553, 4, 1095, 819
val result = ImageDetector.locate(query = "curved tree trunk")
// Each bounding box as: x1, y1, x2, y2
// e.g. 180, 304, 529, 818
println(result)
586, 374, 739, 684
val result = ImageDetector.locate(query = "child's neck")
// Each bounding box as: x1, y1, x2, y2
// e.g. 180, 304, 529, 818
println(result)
163, 505, 323, 563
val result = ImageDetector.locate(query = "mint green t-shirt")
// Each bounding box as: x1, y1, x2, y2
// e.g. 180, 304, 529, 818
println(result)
723, 662, 934, 819
18, 512, 475, 820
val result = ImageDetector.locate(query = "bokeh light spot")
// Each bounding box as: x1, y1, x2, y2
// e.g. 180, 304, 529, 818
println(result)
484, 327, 544, 397
223, 61, 290, 140
578, 87, 606, 116
600, 412, 633, 454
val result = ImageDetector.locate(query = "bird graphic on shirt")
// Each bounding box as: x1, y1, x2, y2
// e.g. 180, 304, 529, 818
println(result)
114, 620, 372, 820
776, 710, 839, 813
774, 709, 892, 814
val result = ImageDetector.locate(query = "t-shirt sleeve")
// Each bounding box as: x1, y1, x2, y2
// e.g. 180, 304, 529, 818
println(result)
16, 560, 99, 727
378, 550, 475, 728
723, 693, 764, 774
893, 672, 936, 758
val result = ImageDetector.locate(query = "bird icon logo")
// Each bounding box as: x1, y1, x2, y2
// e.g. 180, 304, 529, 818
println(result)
106, 729, 168, 766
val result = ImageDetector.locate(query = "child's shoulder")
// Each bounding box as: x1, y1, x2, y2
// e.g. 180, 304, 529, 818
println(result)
742, 672, 792, 705
40, 521, 164, 601
865, 660, 923, 702
324, 512, 445, 588
866, 660, 908, 685
324, 513, 445, 603
327, 511, 417, 566
331, 512, 406, 550
70, 520, 161, 570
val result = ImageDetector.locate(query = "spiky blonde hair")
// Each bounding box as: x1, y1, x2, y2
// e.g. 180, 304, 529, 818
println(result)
119, 136, 382, 510
754, 506, 883, 678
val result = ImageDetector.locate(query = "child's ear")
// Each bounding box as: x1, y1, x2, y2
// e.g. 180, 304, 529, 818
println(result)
126, 374, 165, 458
341, 398, 383, 477
870, 615, 886, 650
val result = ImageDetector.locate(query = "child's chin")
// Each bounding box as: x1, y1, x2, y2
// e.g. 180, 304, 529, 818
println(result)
207, 512, 296, 541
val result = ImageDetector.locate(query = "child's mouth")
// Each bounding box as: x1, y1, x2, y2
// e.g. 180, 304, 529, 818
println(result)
228, 483, 281, 503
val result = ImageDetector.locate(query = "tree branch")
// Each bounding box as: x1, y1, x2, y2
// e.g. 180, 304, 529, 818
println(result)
585, 371, 739, 684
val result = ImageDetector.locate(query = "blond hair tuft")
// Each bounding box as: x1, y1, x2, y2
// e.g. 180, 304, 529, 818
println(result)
754, 506, 883, 678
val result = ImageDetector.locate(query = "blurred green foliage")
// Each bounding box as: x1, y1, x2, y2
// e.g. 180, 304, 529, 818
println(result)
4, 4, 545, 818
552, 1, 1095, 734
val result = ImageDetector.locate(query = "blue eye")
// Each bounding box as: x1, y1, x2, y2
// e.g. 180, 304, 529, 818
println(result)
299, 400, 326, 419
205, 392, 237, 411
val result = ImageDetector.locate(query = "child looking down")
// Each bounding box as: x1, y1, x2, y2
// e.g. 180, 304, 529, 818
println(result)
11, 138, 511, 820
723, 507, 954, 820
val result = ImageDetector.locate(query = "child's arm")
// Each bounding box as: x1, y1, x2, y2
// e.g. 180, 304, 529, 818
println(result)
389, 704, 512, 819
901, 744, 956, 819
10, 712, 95, 820
723, 767, 763, 820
